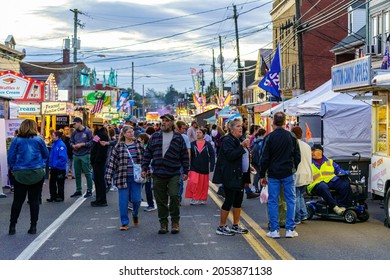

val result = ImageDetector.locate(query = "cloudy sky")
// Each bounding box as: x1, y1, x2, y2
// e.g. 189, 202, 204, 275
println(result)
3, 0, 273, 94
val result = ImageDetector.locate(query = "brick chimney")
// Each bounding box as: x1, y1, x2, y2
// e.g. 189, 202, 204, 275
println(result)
63, 48, 70, 64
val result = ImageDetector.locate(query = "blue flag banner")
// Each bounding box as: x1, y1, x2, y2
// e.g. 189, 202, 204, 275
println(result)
117, 92, 129, 111
258, 43, 282, 100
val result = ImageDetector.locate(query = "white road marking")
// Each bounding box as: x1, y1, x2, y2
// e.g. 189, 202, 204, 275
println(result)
15, 195, 88, 260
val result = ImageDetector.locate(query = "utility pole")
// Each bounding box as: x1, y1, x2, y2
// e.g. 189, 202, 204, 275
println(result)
295, 0, 305, 91
212, 48, 216, 90
142, 84, 145, 118
219, 35, 224, 92
233, 5, 243, 105
131, 61, 134, 116
70, 9, 83, 104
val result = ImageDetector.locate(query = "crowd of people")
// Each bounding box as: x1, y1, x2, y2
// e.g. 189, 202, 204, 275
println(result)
6, 112, 353, 239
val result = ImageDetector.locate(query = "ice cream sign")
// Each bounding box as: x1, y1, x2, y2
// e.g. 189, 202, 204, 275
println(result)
0, 70, 44, 101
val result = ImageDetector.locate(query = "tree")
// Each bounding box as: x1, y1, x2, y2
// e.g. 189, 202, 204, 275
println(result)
164, 85, 179, 106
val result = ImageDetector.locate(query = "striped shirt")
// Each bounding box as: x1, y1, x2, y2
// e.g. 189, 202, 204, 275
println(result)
142, 130, 189, 178
125, 143, 138, 176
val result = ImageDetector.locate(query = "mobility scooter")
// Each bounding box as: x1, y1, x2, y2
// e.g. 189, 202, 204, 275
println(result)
306, 152, 369, 224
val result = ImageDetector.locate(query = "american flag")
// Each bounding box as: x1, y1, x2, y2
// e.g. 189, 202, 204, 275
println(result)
90, 98, 104, 114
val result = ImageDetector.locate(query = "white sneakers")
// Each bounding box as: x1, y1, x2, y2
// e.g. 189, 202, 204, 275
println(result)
285, 230, 299, 238
266, 229, 299, 238
266, 230, 280, 239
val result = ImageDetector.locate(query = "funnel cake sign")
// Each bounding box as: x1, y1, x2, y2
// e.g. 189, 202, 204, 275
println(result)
0, 70, 44, 101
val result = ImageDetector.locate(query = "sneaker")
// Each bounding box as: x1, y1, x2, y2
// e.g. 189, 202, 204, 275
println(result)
286, 229, 299, 238
144, 206, 156, 212
301, 216, 308, 221
266, 230, 280, 239
119, 225, 129, 231
46, 198, 55, 202
295, 220, 301, 225
84, 191, 92, 198
246, 192, 260, 199
217, 188, 225, 198
199, 200, 206, 205
132, 216, 139, 225
190, 199, 198, 205
216, 225, 235, 236
128, 202, 133, 211
231, 224, 249, 234
110, 186, 118, 192
70, 191, 82, 198
55, 198, 64, 202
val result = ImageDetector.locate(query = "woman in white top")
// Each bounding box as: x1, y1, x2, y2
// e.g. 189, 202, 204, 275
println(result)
291, 126, 313, 224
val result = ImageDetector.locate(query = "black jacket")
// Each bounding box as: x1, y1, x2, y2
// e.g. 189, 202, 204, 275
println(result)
259, 127, 301, 179
91, 127, 109, 164
212, 133, 246, 190
189, 140, 215, 174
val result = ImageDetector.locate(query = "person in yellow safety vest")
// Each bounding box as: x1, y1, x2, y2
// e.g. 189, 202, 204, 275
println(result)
307, 144, 351, 216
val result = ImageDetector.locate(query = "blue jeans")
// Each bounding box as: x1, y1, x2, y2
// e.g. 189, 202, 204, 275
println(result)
253, 173, 260, 192
268, 175, 296, 231
295, 185, 308, 222
118, 177, 142, 225
66, 158, 74, 177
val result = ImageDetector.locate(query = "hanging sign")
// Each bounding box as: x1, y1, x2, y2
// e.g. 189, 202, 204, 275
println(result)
0, 70, 44, 101
41, 102, 68, 115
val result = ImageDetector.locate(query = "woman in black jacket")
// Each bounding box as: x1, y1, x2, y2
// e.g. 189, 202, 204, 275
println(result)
212, 118, 250, 236
185, 128, 215, 205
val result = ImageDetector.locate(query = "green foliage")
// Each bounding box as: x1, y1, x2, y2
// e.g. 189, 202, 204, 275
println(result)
164, 85, 179, 105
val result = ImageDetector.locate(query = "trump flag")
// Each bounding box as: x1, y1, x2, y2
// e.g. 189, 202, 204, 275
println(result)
259, 43, 282, 100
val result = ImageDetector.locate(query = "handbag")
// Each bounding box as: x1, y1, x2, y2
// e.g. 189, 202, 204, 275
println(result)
126, 147, 146, 184
12, 168, 45, 185
260, 186, 268, 204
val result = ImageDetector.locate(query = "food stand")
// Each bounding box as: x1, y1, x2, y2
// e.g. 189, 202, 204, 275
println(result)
330, 57, 390, 226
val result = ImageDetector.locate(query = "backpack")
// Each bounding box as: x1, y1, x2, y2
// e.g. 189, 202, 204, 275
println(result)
251, 138, 264, 171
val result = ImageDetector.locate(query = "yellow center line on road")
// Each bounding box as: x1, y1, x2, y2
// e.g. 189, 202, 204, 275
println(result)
208, 189, 275, 260
209, 182, 295, 260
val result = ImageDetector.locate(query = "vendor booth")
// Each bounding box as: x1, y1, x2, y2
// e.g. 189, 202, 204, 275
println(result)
286, 81, 371, 158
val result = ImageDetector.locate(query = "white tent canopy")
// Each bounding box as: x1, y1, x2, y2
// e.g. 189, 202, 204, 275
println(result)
287, 79, 333, 116
260, 97, 298, 117
284, 80, 371, 158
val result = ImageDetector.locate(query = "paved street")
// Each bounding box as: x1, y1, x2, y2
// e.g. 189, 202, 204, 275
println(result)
1, 177, 390, 260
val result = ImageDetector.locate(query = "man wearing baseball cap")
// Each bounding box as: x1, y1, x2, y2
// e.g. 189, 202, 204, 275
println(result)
306, 143, 351, 216
69, 117, 94, 198
141, 113, 189, 234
